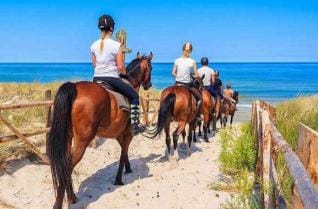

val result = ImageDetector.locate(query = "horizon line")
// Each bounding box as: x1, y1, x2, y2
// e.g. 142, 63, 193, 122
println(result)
1, 61, 318, 64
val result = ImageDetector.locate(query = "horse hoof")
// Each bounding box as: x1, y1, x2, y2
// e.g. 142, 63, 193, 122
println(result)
114, 180, 124, 186
198, 133, 202, 136
204, 138, 209, 143
125, 169, 133, 174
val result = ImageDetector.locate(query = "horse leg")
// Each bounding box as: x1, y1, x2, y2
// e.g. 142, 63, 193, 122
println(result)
198, 120, 202, 136
207, 117, 211, 134
165, 122, 171, 155
212, 114, 216, 136
230, 114, 234, 128
223, 115, 227, 128
193, 124, 197, 143
124, 134, 133, 174
173, 121, 186, 151
115, 133, 131, 185
203, 113, 209, 142
67, 130, 95, 203
187, 121, 196, 155
182, 130, 186, 147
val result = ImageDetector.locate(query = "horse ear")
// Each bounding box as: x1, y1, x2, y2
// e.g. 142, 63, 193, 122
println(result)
147, 52, 153, 61
137, 52, 142, 59
201, 74, 205, 80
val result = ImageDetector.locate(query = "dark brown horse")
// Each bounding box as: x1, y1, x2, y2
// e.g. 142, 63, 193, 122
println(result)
146, 76, 204, 156
195, 89, 216, 142
47, 53, 153, 209
210, 94, 222, 133
220, 91, 239, 127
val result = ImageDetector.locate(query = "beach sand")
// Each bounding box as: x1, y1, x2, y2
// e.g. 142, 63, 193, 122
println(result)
0, 123, 234, 209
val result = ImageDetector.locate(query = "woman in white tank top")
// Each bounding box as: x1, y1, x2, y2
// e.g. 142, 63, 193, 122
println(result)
172, 42, 202, 118
90, 14, 145, 136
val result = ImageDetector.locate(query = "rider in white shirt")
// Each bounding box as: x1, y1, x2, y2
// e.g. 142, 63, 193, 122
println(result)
172, 42, 202, 119
91, 14, 145, 136
198, 57, 220, 99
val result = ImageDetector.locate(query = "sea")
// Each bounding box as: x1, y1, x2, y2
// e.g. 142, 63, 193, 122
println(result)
1, 63, 318, 121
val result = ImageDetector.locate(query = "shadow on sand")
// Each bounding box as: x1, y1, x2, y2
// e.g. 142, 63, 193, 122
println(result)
70, 153, 161, 209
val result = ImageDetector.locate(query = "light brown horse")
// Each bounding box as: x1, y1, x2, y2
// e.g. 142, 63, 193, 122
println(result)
220, 91, 239, 127
195, 89, 216, 142
146, 76, 204, 155
47, 53, 153, 209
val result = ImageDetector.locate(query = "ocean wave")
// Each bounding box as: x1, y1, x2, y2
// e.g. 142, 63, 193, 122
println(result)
237, 104, 252, 108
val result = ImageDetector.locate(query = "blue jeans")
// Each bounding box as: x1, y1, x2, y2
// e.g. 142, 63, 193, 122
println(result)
204, 86, 223, 99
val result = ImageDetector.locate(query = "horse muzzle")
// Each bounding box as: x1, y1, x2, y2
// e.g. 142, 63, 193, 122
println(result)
143, 82, 152, 90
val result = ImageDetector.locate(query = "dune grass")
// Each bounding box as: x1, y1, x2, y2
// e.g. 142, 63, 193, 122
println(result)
211, 123, 260, 209
274, 95, 318, 207
0, 82, 62, 169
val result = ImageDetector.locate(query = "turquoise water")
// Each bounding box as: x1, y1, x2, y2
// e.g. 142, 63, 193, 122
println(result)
1, 62, 318, 106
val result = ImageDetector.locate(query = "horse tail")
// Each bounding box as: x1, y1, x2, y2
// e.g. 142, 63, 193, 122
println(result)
145, 93, 175, 138
47, 82, 77, 197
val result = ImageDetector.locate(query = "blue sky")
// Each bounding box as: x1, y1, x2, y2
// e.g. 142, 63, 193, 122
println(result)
0, 0, 317, 63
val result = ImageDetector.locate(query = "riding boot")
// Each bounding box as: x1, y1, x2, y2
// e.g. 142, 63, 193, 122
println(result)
130, 104, 146, 136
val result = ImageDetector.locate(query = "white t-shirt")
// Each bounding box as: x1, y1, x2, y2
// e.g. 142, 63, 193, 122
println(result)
174, 57, 196, 83
198, 66, 215, 86
90, 38, 121, 78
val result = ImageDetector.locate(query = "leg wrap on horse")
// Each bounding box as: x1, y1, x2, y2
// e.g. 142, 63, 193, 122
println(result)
130, 104, 145, 136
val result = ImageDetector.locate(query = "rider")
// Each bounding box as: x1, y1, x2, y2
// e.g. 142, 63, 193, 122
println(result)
90, 14, 145, 136
224, 83, 237, 104
172, 42, 202, 118
209, 70, 223, 99
198, 57, 216, 97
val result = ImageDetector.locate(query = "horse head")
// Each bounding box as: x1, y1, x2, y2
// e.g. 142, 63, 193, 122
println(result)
191, 74, 205, 90
233, 91, 239, 103
126, 52, 153, 90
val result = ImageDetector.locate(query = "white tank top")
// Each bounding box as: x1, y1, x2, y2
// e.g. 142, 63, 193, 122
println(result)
90, 38, 121, 78
174, 57, 195, 83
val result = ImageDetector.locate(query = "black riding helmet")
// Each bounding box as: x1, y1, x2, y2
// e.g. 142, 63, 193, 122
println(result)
201, 57, 209, 66
98, 15, 115, 31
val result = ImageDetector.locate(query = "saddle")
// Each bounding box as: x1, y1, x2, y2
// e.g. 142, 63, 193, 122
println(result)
95, 79, 130, 111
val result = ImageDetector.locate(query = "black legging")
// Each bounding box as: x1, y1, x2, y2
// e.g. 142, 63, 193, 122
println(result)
93, 77, 139, 105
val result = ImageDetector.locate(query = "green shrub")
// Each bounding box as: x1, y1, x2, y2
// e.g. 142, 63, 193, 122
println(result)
217, 123, 260, 209
219, 123, 256, 176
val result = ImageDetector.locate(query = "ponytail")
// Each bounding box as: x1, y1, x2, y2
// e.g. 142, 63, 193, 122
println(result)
99, 31, 106, 53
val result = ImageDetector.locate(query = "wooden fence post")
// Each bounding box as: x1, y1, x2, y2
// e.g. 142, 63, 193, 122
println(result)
261, 110, 275, 209
45, 90, 52, 155
293, 123, 318, 209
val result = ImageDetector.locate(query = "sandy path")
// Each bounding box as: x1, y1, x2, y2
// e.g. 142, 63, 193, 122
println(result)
0, 126, 230, 209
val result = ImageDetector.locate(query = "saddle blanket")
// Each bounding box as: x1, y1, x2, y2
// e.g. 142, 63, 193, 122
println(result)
95, 79, 130, 111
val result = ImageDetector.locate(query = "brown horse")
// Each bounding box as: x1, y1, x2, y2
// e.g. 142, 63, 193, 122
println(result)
146, 76, 204, 155
195, 89, 216, 142
220, 91, 239, 127
47, 53, 153, 209
210, 94, 222, 133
